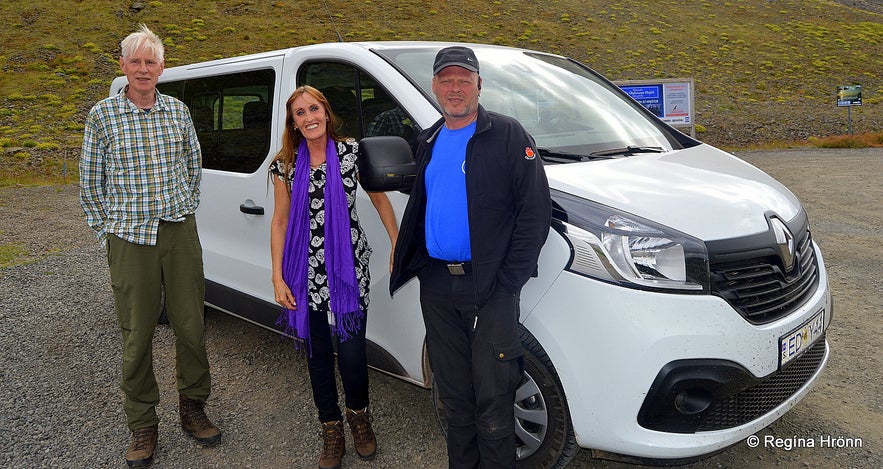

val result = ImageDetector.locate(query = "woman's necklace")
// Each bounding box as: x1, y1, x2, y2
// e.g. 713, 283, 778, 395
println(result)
307, 142, 326, 169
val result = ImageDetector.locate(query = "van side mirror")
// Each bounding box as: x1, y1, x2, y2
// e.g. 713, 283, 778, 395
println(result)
358, 136, 416, 192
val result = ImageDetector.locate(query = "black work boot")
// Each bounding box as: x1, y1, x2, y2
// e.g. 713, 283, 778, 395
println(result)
179, 395, 222, 445
125, 424, 157, 467
318, 420, 346, 469
346, 407, 377, 460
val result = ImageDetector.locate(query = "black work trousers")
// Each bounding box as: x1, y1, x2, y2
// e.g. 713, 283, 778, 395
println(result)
306, 308, 369, 423
419, 261, 524, 469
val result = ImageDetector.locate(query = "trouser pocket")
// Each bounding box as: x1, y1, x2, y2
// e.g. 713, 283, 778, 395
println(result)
471, 339, 523, 439
489, 339, 524, 397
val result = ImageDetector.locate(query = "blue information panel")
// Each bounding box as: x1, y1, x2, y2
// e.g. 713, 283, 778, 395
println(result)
620, 85, 664, 118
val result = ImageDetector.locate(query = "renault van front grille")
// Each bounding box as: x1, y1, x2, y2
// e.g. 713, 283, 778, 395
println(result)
710, 228, 819, 325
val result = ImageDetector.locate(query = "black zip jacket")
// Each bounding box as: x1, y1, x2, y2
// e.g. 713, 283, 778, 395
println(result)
389, 105, 551, 306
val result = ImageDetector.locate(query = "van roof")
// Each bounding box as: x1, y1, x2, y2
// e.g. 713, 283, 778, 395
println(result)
165, 40, 529, 72
110, 41, 550, 94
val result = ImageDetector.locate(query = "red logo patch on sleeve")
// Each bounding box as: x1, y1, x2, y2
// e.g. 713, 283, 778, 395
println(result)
524, 147, 536, 160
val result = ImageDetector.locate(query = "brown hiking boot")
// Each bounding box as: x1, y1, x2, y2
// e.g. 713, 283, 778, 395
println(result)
346, 407, 377, 460
318, 420, 346, 469
179, 395, 221, 445
125, 424, 157, 467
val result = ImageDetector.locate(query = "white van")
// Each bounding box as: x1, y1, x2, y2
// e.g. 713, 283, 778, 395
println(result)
110, 41, 831, 467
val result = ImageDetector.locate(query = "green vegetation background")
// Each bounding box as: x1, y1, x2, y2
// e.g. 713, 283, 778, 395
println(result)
1, 0, 881, 185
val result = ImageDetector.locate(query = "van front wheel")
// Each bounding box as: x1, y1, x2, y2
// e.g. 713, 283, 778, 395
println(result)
430, 326, 578, 468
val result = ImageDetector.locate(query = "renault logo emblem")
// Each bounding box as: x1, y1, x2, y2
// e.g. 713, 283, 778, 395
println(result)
771, 218, 796, 272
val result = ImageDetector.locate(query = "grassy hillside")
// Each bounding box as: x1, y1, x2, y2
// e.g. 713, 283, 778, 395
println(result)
0, 0, 881, 183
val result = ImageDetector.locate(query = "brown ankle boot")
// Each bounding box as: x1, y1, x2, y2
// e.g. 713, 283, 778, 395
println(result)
125, 424, 157, 467
318, 420, 345, 469
179, 395, 221, 445
346, 407, 377, 460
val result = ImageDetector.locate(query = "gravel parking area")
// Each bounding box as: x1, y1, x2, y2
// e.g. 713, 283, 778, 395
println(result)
1, 148, 880, 468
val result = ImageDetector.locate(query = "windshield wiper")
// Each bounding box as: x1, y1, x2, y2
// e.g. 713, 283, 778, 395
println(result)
536, 147, 590, 163
538, 146, 667, 163
589, 146, 666, 157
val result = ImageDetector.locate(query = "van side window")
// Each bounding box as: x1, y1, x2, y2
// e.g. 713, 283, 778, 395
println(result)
157, 69, 275, 173
298, 62, 418, 146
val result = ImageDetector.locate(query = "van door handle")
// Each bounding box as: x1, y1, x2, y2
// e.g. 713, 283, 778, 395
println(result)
239, 203, 265, 215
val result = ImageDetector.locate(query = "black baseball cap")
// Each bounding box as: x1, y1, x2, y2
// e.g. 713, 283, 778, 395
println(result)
433, 46, 479, 75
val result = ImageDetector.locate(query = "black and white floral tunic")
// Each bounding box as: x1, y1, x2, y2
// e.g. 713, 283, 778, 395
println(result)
269, 139, 372, 315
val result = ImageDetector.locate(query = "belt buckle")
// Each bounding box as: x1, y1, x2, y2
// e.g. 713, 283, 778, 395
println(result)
446, 263, 466, 275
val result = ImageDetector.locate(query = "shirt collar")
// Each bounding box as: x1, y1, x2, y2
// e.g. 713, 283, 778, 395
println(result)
116, 86, 170, 113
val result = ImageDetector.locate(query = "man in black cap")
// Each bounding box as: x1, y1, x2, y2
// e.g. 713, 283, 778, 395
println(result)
390, 45, 551, 468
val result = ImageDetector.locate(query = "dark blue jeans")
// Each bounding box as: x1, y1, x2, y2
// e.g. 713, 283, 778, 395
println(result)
419, 262, 524, 469
306, 308, 369, 423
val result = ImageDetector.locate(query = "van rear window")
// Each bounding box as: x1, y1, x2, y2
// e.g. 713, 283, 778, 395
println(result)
158, 69, 275, 173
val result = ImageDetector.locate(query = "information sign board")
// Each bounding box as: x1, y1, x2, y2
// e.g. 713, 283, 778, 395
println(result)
616, 78, 695, 136
837, 85, 862, 107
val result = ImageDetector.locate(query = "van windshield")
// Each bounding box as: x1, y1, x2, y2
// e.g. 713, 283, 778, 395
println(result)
375, 45, 679, 159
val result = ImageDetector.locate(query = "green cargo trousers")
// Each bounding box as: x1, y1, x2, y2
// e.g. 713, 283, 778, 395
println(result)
106, 215, 211, 431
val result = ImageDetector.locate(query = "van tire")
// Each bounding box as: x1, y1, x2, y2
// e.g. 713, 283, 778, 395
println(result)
430, 326, 578, 468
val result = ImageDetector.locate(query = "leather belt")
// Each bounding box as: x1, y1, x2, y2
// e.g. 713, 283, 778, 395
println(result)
429, 258, 473, 276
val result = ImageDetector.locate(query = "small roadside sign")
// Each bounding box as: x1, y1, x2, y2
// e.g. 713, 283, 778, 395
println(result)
837, 85, 862, 107
616, 78, 695, 137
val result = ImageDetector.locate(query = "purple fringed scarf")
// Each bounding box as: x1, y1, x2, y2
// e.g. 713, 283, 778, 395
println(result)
278, 138, 363, 352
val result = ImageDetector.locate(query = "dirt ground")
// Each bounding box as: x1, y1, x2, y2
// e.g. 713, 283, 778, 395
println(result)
0, 147, 880, 468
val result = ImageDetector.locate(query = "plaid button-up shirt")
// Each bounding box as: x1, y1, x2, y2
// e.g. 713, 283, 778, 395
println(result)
80, 88, 202, 246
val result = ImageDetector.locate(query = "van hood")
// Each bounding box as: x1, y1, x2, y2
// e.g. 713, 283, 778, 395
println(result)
544, 145, 802, 241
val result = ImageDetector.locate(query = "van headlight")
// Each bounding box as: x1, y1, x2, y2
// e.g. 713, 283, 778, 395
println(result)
552, 190, 709, 292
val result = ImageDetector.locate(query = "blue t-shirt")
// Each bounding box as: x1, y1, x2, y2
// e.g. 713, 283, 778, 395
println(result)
425, 122, 476, 261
